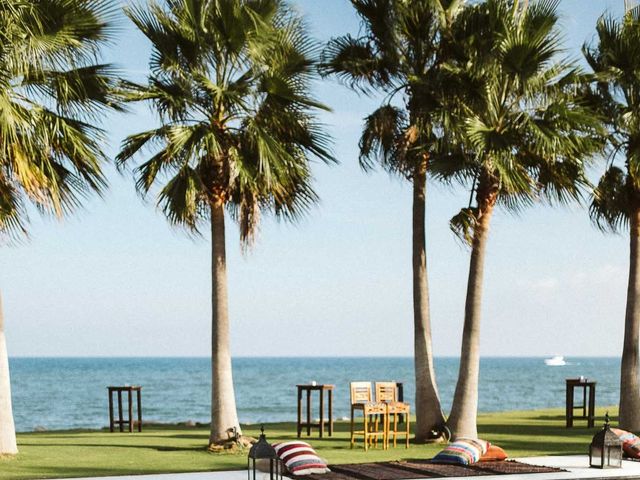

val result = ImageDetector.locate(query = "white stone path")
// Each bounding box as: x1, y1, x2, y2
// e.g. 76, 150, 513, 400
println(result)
57, 456, 640, 480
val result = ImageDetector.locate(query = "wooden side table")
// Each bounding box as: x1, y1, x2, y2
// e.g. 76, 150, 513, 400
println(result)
566, 379, 596, 428
297, 384, 334, 438
108, 386, 142, 432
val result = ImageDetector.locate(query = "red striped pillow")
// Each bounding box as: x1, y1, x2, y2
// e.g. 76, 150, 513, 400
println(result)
273, 441, 330, 475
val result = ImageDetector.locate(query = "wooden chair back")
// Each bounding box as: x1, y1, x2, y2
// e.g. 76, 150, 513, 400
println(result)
350, 382, 372, 404
375, 382, 398, 403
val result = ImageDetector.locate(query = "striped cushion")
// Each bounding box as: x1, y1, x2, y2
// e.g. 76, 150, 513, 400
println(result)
612, 428, 640, 458
432, 438, 489, 465
273, 441, 330, 476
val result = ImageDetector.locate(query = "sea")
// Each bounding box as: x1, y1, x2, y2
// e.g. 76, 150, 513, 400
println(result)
7, 356, 620, 432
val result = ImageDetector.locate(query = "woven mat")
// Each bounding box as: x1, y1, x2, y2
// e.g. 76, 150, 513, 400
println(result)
290, 460, 567, 480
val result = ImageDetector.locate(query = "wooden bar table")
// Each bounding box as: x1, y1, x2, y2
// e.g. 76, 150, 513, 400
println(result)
296, 384, 334, 438
108, 386, 142, 432
565, 378, 596, 428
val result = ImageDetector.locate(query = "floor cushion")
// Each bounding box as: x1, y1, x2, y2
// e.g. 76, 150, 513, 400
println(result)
479, 444, 508, 461
273, 441, 330, 476
432, 438, 489, 465
611, 428, 640, 458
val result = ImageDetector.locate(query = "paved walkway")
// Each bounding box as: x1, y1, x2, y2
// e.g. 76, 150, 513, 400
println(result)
57, 456, 640, 480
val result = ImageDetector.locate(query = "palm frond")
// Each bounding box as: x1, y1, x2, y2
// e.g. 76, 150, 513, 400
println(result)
359, 104, 407, 172
590, 166, 633, 232
450, 207, 478, 245
0, 0, 121, 240
321, 35, 388, 93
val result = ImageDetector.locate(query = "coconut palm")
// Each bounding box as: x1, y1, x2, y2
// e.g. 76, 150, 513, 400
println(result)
0, 0, 120, 455
439, 0, 602, 439
322, 0, 464, 441
118, 0, 333, 447
585, 6, 640, 431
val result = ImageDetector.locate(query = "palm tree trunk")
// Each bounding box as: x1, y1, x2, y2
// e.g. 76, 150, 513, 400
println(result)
209, 202, 242, 446
0, 293, 18, 455
447, 188, 496, 440
619, 205, 640, 431
412, 164, 445, 442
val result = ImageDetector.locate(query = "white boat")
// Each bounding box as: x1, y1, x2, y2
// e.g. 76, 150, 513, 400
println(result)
544, 355, 567, 366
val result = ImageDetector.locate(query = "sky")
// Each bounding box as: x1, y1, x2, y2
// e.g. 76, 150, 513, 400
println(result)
0, 0, 631, 358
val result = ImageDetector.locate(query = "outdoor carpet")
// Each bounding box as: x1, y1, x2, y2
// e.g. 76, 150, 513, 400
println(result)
288, 460, 567, 480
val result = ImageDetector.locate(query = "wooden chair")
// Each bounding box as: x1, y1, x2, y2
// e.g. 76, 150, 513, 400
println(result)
375, 381, 410, 448
350, 382, 387, 451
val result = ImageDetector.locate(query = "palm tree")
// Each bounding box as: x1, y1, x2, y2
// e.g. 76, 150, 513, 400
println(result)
439, 0, 602, 439
0, 0, 121, 455
585, 7, 640, 432
118, 0, 333, 447
322, 0, 463, 442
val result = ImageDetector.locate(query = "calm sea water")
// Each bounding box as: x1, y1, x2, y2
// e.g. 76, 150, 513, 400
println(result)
7, 357, 620, 432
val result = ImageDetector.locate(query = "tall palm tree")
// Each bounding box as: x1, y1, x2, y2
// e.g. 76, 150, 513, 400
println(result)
0, 0, 121, 455
585, 7, 640, 432
439, 0, 602, 439
118, 0, 333, 447
322, 0, 463, 442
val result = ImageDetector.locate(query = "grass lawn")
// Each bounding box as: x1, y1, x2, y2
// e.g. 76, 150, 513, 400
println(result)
0, 407, 615, 480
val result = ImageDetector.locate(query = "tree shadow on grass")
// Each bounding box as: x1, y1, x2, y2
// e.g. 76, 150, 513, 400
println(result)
479, 423, 596, 436
531, 415, 566, 421
13, 465, 225, 479
155, 446, 212, 452
531, 414, 615, 423
22, 433, 211, 443
166, 434, 209, 440
23, 443, 211, 453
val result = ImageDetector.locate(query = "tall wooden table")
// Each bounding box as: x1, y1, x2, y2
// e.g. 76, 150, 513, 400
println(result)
565, 378, 596, 428
296, 384, 334, 438
108, 386, 142, 432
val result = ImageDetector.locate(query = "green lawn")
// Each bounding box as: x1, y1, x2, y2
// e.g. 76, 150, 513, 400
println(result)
0, 407, 615, 480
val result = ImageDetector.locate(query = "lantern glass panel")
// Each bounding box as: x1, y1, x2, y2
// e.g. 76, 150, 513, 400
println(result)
589, 416, 622, 469
606, 444, 623, 468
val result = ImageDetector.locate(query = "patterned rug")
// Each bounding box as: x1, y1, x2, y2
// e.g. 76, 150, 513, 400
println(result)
290, 460, 567, 479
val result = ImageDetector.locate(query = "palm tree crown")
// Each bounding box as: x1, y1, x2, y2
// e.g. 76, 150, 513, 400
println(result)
118, 0, 333, 242
322, 0, 462, 176
443, 0, 601, 239
0, 0, 121, 241
586, 8, 640, 230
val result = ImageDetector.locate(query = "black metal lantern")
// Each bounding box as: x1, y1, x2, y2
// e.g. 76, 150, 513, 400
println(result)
248, 426, 283, 480
589, 413, 622, 469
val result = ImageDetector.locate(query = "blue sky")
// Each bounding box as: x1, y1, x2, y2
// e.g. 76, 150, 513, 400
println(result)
0, 0, 629, 357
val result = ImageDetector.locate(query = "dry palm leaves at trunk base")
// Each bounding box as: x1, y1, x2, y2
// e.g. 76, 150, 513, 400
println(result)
208, 435, 256, 453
